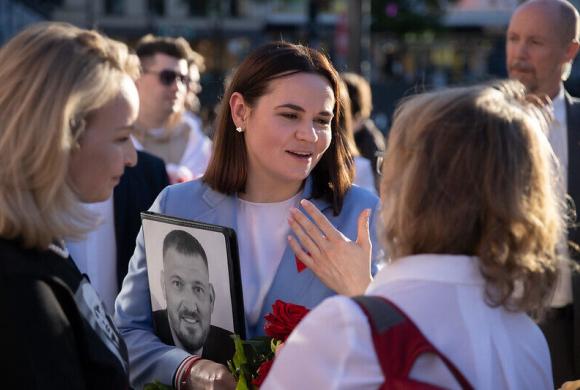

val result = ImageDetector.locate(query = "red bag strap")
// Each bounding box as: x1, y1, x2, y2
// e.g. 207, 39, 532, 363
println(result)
352, 296, 473, 390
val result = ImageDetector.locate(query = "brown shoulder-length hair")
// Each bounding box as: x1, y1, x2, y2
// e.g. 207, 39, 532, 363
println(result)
203, 41, 354, 215
380, 80, 562, 319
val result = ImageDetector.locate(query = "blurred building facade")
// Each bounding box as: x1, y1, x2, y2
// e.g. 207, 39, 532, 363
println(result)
51, 0, 350, 71
0, 0, 47, 43
3, 0, 580, 130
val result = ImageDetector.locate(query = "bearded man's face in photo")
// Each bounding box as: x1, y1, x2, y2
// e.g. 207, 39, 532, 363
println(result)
163, 247, 214, 352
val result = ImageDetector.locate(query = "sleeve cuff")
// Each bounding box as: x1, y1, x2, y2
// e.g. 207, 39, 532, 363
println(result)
174, 355, 202, 390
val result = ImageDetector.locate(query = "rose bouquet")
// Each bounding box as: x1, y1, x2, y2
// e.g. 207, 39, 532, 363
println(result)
228, 300, 310, 389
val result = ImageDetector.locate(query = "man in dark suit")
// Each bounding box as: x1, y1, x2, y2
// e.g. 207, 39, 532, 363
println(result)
114, 150, 169, 289
506, 1, 580, 386
155, 229, 234, 365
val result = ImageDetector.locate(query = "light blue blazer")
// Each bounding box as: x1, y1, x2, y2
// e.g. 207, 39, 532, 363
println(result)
114, 177, 382, 388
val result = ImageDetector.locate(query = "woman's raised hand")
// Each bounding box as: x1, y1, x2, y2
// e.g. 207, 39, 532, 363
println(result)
287, 199, 372, 296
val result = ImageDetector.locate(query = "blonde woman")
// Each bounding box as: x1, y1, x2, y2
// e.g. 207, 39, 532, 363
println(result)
265, 80, 561, 389
0, 23, 139, 388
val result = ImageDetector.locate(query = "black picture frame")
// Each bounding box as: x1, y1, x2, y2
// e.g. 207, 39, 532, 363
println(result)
141, 211, 245, 364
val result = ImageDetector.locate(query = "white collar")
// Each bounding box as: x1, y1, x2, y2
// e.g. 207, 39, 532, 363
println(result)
130, 135, 144, 151
367, 254, 483, 293
552, 85, 566, 126
48, 239, 69, 258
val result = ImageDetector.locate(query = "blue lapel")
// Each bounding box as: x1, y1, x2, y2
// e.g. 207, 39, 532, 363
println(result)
182, 184, 239, 229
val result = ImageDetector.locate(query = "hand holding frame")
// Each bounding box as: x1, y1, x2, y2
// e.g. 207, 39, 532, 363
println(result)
185, 359, 236, 390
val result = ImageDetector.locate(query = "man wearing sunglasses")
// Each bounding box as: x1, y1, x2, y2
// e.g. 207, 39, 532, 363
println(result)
133, 35, 212, 184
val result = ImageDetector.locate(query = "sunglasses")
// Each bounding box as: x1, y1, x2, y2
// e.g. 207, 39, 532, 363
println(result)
143, 69, 189, 86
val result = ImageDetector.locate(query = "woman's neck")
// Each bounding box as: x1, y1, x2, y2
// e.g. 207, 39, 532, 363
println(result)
240, 175, 303, 203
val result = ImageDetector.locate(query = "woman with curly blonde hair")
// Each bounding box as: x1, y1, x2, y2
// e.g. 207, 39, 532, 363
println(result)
0, 22, 139, 388
264, 80, 561, 389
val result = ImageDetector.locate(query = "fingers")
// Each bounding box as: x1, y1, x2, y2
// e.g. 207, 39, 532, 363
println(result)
285, 200, 375, 296
287, 211, 324, 269
213, 371, 236, 389
355, 209, 371, 252
560, 380, 580, 390
288, 200, 366, 259
288, 207, 328, 251
299, 199, 341, 240
526, 92, 551, 108
187, 359, 236, 390
287, 236, 315, 269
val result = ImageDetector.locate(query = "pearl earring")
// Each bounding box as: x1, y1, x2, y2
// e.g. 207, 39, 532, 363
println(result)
235, 126, 244, 133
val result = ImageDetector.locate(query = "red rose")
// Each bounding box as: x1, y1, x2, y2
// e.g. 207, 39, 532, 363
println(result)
252, 358, 274, 387
263, 300, 310, 341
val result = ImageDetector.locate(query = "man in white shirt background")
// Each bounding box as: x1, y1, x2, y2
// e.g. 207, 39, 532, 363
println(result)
506, 0, 580, 385
132, 35, 212, 184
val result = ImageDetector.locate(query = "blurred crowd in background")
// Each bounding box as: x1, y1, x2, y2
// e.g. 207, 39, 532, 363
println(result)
5, 0, 580, 138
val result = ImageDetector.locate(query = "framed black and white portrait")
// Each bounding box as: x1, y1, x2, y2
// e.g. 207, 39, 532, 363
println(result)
141, 212, 244, 364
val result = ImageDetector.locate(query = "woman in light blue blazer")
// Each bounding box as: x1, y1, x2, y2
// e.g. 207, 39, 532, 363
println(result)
114, 41, 382, 389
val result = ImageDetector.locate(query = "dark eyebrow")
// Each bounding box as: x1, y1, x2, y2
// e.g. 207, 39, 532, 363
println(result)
275, 103, 305, 112
275, 103, 333, 117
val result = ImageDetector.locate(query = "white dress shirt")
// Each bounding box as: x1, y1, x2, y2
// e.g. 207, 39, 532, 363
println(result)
134, 113, 212, 182
263, 254, 553, 390
550, 87, 574, 307
66, 198, 118, 315
176, 112, 212, 180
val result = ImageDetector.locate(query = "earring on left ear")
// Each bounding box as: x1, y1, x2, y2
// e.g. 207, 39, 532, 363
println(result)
235, 126, 244, 133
